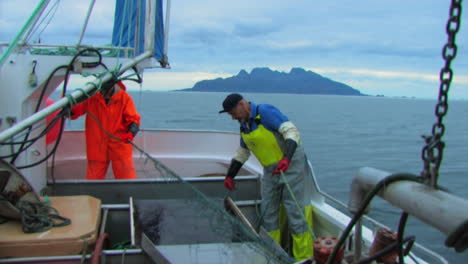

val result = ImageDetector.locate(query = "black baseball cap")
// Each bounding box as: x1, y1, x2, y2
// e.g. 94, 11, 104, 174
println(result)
219, 93, 243, 113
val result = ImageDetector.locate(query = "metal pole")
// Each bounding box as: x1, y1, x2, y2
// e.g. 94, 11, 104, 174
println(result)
144, 0, 156, 53
349, 167, 468, 236
0, 51, 153, 143
354, 218, 362, 262
130, 197, 136, 247
135, 0, 141, 54
76, 0, 96, 47
163, 0, 171, 57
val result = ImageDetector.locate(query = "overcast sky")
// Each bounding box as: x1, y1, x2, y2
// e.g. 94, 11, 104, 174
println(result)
1, 0, 467, 99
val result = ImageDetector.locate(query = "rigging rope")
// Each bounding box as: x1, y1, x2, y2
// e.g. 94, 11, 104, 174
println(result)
27, 0, 60, 44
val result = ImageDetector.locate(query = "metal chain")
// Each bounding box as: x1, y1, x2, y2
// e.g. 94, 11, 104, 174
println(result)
421, 0, 462, 187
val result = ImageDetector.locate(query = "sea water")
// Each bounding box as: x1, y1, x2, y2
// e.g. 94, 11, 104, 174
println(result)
67, 91, 468, 263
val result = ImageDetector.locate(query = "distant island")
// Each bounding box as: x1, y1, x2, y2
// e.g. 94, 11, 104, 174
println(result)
177, 67, 365, 96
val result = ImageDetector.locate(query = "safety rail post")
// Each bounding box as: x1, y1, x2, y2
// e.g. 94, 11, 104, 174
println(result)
76, 0, 97, 48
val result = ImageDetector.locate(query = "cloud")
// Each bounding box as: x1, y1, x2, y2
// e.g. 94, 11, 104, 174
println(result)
2, 0, 467, 99
233, 21, 279, 38
305, 67, 468, 98
177, 27, 229, 46
310, 67, 468, 84
131, 71, 233, 90
0, 0, 114, 44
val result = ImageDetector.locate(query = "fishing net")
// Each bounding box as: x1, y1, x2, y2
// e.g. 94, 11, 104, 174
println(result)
39, 101, 296, 262
128, 142, 295, 263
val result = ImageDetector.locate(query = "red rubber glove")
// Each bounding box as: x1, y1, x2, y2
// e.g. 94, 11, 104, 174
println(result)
224, 177, 235, 191
273, 158, 290, 175
120, 132, 134, 143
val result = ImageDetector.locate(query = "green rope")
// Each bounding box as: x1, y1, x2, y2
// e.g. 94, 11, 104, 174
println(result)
112, 240, 132, 250
82, 71, 104, 78
121, 248, 127, 264
30, 46, 124, 57
65, 94, 77, 106
82, 70, 113, 84
16, 200, 71, 233
43, 195, 50, 205
119, 72, 138, 80
80, 239, 88, 264
280, 171, 317, 241
69, 68, 122, 104
73, 87, 93, 99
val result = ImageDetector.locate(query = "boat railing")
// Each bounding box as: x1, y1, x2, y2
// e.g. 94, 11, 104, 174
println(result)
0, 42, 136, 58
319, 189, 448, 264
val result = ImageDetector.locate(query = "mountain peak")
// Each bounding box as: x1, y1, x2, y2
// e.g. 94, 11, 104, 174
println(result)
182, 67, 364, 96
250, 67, 274, 75
238, 69, 248, 76
290, 67, 306, 74
290, 67, 321, 79
234, 69, 250, 80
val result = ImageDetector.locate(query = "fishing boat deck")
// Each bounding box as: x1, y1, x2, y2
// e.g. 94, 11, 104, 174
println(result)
0, 130, 448, 263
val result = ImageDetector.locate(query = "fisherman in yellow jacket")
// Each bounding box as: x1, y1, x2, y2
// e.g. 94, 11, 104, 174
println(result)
219, 93, 313, 261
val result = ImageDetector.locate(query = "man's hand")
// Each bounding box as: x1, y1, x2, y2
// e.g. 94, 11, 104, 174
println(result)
120, 132, 134, 143
69, 104, 86, 120
273, 158, 290, 175
224, 177, 235, 191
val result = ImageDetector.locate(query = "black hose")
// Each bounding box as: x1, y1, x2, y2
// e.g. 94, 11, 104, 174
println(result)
397, 212, 409, 263
9, 64, 68, 164
6, 48, 105, 168
15, 111, 67, 169
325, 173, 423, 264
0, 111, 65, 159
0, 111, 64, 146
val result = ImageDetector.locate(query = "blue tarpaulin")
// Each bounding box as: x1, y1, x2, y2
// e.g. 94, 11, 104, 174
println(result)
112, 0, 164, 62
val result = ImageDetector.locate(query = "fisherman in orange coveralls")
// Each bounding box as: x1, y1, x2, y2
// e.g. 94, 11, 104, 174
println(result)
45, 98, 61, 145
70, 80, 140, 179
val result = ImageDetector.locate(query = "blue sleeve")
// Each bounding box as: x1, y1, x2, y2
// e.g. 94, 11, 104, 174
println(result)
258, 104, 289, 131
240, 137, 247, 148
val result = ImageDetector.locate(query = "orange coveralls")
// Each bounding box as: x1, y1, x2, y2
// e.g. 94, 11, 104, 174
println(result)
45, 98, 60, 145
71, 84, 140, 179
